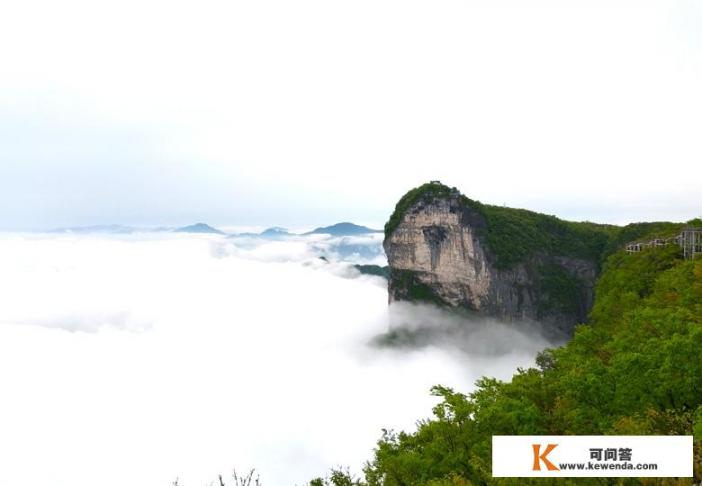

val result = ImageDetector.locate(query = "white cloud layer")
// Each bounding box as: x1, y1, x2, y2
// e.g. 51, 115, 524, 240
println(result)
0, 233, 553, 485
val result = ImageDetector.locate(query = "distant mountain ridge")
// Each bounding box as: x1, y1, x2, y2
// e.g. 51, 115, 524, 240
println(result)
48, 221, 382, 238
259, 227, 292, 238
304, 222, 382, 236
50, 224, 138, 234
174, 223, 225, 234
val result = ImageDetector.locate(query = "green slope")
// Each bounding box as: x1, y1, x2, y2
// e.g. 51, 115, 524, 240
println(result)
384, 181, 694, 270
312, 209, 702, 485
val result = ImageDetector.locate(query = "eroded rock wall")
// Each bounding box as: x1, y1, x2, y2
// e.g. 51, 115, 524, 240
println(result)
383, 195, 597, 335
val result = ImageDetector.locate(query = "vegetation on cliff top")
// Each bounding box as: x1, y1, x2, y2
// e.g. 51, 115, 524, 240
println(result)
311, 244, 702, 485
384, 182, 468, 241
354, 264, 390, 279
384, 181, 692, 270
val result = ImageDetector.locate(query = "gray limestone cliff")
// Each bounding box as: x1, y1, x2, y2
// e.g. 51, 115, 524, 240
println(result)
383, 183, 603, 336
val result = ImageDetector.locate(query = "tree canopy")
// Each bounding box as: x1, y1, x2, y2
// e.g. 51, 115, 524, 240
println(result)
313, 244, 702, 485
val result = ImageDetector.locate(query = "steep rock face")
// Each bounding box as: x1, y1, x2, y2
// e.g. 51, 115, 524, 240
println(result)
384, 192, 598, 336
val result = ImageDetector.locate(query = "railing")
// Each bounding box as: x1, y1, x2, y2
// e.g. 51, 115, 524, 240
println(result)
626, 228, 702, 260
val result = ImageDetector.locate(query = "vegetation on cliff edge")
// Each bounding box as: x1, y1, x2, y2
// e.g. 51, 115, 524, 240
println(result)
384, 182, 693, 270
311, 244, 702, 485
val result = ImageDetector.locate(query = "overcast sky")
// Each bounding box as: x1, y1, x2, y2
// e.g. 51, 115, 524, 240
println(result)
1, 0, 700, 230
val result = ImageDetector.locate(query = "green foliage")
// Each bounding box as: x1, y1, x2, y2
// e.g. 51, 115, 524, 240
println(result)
536, 263, 583, 315
384, 181, 691, 271
318, 247, 702, 484
478, 205, 615, 269
354, 264, 390, 279
391, 269, 443, 304
588, 245, 683, 327
384, 182, 468, 240
602, 221, 690, 257
309, 468, 364, 486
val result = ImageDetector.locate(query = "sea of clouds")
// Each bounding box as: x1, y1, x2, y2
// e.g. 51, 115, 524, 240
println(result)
0, 231, 554, 485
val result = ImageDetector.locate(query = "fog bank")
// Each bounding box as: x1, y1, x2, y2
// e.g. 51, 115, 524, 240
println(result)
0, 233, 555, 485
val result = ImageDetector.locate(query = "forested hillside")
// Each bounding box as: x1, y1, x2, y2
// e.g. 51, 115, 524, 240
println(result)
312, 244, 702, 485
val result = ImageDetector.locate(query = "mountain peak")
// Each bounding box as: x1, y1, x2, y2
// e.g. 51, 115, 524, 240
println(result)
174, 223, 225, 234
305, 222, 382, 236
260, 227, 291, 237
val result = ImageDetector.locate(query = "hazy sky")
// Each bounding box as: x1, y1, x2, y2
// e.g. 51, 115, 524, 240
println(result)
1, 0, 700, 230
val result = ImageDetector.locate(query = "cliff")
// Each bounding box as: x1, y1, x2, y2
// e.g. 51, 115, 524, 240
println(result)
360, 204, 702, 486
383, 182, 687, 335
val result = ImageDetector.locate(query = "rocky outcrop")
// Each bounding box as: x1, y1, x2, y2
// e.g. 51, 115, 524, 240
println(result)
383, 184, 599, 336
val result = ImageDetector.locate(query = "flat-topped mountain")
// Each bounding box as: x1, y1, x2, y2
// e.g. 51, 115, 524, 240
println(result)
305, 222, 382, 236
383, 181, 696, 335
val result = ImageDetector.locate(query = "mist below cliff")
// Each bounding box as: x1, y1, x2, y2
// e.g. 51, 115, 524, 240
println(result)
375, 302, 561, 355
0, 232, 556, 485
